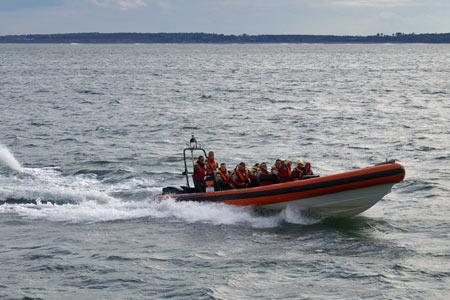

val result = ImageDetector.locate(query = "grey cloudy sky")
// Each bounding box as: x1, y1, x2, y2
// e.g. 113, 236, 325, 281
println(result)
0, 0, 449, 36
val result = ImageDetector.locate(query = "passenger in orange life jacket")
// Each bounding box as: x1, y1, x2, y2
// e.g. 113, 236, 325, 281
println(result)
286, 160, 293, 174
205, 151, 218, 174
271, 159, 282, 183
193, 155, 207, 192
292, 160, 305, 180
256, 162, 276, 186
303, 162, 314, 176
251, 163, 260, 175
232, 162, 255, 189
215, 163, 234, 191
278, 160, 293, 183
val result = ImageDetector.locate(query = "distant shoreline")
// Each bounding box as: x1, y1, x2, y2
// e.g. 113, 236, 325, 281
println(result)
1, 32, 450, 44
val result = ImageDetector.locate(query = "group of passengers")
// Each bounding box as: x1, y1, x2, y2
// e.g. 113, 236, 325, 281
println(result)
193, 151, 314, 193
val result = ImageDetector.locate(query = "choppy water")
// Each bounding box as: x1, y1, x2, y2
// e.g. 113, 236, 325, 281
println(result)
1, 43, 449, 300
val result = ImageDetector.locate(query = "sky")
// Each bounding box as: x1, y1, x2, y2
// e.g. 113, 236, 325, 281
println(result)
0, 0, 449, 36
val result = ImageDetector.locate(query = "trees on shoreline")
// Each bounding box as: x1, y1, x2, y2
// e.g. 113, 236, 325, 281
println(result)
1, 32, 450, 44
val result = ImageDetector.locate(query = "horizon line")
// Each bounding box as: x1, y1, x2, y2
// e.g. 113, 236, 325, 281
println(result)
2, 31, 450, 37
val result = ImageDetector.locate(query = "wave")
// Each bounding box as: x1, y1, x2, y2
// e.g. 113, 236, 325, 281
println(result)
0, 166, 159, 204
0, 163, 321, 227
0, 196, 321, 227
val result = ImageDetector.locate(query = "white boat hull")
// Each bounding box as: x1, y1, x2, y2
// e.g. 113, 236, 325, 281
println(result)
261, 183, 395, 217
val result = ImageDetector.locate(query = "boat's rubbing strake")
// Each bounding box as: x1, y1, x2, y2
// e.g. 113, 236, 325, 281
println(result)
174, 164, 405, 204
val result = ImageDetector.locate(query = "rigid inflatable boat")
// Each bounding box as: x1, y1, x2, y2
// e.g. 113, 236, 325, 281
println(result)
159, 136, 405, 217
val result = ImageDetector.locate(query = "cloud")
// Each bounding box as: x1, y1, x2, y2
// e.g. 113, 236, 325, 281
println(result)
322, 0, 420, 7
0, 0, 62, 11
90, 0, 148, 10
117, 0, 147, 10
1, 0, 449, 36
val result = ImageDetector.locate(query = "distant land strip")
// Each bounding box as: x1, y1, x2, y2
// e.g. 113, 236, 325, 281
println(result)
1, 32, 450, 44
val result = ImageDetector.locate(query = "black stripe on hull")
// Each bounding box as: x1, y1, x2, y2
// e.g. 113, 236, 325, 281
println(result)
176, 167, 404, 203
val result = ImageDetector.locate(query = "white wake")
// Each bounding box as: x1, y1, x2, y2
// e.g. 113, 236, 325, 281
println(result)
0, 144, 23, 172
0, 145, 320, 227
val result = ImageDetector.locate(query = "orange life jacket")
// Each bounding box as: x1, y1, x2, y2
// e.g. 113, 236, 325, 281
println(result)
236, 169, 249, 182
234, 169, 251, 188
304, 162, 313, 175
278, 165, 293, 183
293, 166, 304, 179
206, 159, 218, 173
218, 169, 231, 182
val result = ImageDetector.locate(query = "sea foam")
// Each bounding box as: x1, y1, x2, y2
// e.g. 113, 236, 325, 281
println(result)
0, 144, 23, 172
1, 192, 321, 227
0, 149, 319, 227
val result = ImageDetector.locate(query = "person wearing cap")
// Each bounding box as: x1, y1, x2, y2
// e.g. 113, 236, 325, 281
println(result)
193, 155, 207, 192
292, 160, 305, 180
250, 163, 260, 175
232, 162, 254, 189
256, 162, 276, 186
215, 163, 234, 191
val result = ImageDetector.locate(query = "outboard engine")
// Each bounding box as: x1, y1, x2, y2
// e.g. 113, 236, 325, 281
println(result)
162, 186, 185, 195
162, 186, 196, 195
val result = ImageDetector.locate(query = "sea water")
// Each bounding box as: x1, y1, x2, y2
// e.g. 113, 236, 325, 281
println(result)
1, 43, 449, 299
